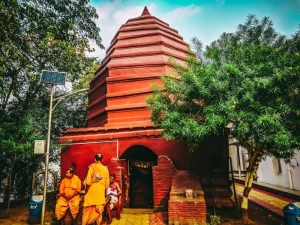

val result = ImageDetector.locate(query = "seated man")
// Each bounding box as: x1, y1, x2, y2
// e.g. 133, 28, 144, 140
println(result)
106, 174, 122, 223
55, 168, 81, 223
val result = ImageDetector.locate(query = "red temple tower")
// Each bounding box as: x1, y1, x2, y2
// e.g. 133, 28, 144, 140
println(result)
60, 7, 232, 223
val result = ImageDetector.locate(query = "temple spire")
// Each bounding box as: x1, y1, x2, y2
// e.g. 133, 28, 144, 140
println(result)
141, 6, 151, 16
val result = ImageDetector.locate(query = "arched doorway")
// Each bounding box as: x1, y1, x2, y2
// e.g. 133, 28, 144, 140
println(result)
120, 145, 157, 208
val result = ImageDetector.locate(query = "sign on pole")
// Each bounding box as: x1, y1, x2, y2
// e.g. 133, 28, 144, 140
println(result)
40, 70, 66, 225
41, 70, 66, 86
34, 140, 46, 154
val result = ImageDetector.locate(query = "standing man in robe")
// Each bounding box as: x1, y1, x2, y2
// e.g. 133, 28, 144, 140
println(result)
82, 153, 109, 225
55, 168, 81, 223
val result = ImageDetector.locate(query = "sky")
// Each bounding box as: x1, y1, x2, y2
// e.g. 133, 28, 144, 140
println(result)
89, 0, 300, 59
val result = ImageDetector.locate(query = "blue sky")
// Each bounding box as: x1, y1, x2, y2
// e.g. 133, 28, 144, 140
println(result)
89, 0, 300, 59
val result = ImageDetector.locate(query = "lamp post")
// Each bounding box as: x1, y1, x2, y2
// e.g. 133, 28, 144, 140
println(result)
40, 70, 66, 225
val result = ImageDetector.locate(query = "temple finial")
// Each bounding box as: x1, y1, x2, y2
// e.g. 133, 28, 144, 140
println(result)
141, 6, 151, 16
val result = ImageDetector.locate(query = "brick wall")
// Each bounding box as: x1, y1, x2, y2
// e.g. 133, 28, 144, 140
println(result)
168, 201, 206, 225
108, 158, 129, 207
153, 155, 176, 210
168, 171, 206, 224
108, 157, 122, 181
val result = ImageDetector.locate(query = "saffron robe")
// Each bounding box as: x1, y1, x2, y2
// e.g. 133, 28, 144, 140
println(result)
82, 163, 109, 225
55, 175, 81, 220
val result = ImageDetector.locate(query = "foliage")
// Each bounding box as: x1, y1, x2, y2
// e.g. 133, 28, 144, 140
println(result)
197, 215, 220, 225
148, 14, 300, 156
147, 14, 300, 222
207, 215, 221, 225
0, 0, 102, 200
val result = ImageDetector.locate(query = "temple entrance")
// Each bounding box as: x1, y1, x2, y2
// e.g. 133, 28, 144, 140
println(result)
120, 145, 157, 208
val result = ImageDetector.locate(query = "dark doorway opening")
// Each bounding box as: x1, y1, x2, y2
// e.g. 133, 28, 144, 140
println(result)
120, 145, 157, 208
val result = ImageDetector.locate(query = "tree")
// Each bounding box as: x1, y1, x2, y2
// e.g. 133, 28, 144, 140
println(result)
0, 112, 44, 208
0, 0, 103, 205
147, 15, 300, 224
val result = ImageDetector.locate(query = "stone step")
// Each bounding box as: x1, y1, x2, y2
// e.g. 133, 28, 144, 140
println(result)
121, 208, 155, 214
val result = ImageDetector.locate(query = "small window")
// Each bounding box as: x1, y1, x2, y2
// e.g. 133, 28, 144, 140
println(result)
272, 157, 282, 175
277, 159, 282, 175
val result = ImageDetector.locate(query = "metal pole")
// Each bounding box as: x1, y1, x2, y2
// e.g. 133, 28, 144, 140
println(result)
53, 88, 88, 102
41, 84, 54, 225
229, 157, 239, 217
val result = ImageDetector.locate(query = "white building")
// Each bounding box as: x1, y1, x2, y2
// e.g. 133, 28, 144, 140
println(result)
229, 143, 300, 191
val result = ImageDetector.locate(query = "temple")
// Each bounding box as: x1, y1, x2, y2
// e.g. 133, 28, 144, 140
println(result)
59, 7, 232, 224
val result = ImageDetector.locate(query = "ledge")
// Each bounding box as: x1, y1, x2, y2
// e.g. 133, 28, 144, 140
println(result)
59, 128, 162, 143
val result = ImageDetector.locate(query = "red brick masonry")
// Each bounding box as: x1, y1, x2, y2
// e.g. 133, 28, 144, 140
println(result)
168, 171, 206, 225
153, 156, 176, 210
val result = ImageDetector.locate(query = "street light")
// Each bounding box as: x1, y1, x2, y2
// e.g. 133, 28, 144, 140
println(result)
40, 70, 66, 225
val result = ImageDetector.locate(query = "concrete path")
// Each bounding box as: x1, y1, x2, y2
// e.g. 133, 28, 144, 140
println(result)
235, 183, 296, 217
235, 177, 300, 200
104, 209, 167, 225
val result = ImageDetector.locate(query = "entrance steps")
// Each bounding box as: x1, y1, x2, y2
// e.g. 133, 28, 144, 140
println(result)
122, 208, 154, 214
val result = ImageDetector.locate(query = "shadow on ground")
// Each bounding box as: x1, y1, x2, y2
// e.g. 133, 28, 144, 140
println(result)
0, 195, 285, 224
208, 196, 285, 225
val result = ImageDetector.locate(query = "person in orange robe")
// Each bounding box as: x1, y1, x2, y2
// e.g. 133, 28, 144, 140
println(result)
82, 153, 109, 225
55, 168, 81, 222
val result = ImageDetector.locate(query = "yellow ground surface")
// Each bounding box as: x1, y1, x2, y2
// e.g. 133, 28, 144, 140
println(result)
0, 206, 167, 225
235, 183, 290, 209
109, 213, 150, 225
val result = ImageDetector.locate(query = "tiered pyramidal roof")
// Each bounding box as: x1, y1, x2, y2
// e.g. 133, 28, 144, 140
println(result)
87, 7, 189, 128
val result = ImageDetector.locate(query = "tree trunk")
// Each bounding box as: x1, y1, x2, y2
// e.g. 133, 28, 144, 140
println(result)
241, 150, 261, 224
0, 70, 16, 121
241, 170, 255, 224
7, 152, 17, 210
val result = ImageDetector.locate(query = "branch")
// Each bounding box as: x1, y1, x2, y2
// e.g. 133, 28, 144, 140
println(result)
239, 140, 253, 153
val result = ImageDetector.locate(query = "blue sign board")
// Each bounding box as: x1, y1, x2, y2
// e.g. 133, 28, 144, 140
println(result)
41, 70, 66, 85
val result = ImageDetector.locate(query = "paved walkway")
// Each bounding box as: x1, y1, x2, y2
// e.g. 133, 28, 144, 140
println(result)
235, 177, 300, 200
107, 182, 298, 224
235, 183, 296, 217
104, 209, 167, 225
